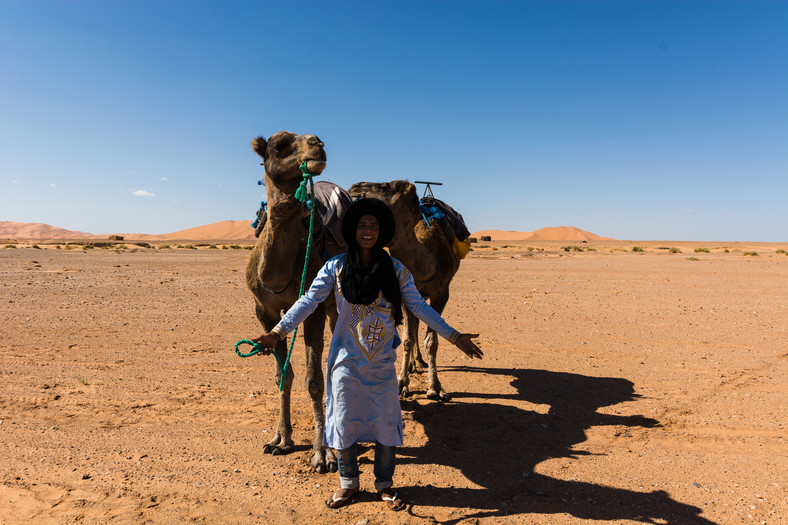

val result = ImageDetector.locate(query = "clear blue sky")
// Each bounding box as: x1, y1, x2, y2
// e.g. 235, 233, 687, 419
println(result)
1, 1, 786, 241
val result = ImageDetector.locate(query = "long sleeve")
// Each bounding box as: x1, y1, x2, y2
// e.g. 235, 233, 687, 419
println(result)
396, 261, 460, 344
272, 258, 337, 337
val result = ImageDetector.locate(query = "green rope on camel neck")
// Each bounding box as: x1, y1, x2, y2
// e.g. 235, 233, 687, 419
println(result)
277, 160, 316, 388
294, 161, 314, 203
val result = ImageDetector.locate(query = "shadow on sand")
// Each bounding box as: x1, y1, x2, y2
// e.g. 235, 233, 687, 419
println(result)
398, 367, 714, 524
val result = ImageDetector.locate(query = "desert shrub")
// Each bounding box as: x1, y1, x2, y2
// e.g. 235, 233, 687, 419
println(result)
669, 247, 682, 254
685, 257, 699, 261
221, 245, 228, 250
4, 244, 17, 249
694, 247, 710, 253
82, 244, 95, 250
133, 242, 151, 248
179, 244, 197, 250
527, 247, 534, 251
158, 244, 171, 250
586, 247, 597, 252
632, 246, 644, 252
743, 251, 759, 256
32, 244, 41, 249
209, 244, 218, 249
229, 245, 242, 250
776, 249, 786, 254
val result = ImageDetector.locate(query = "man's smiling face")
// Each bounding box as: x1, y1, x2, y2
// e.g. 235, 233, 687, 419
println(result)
355, 214, 380, 250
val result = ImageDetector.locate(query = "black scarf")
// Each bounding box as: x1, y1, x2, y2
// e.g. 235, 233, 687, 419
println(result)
340, 245, 403, 326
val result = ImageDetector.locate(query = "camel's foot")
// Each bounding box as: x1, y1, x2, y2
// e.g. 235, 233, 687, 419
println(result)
398, 378, 412, 398
426, 388, 451, 402
312, 446, 338, 474
262, 435, 295, 456
263, 443, 295, 455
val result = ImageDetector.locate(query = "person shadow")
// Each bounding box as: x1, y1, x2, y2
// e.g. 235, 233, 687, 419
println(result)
398, 367, 715, 524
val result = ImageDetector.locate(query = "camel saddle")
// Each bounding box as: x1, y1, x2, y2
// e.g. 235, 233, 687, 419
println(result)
253, 181, 353, 258
419, 196, 472, 259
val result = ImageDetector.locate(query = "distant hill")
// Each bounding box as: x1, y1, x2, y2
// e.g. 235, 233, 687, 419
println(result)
472, 226, 613, 241
0, 221, 95, 239
157, 220, 256, 241
0, 220, 256, 241
2, 221, 611, 242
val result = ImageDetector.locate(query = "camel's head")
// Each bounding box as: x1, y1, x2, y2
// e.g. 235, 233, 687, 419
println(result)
348, 180, 420, 244
251, 131, 327, 184
348, 180, 419, 211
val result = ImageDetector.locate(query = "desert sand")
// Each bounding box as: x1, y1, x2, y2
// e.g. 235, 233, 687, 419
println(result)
1, 238, 786, 524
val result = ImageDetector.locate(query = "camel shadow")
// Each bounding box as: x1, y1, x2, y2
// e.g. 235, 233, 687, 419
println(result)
398, 367, 714, 524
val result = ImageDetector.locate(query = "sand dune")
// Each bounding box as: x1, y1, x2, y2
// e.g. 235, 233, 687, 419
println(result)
156, 220, 256, 241
473, 226, 613, 241
0, 220, 257, 241
0, 221, 94, 239
2, 220, 611, 242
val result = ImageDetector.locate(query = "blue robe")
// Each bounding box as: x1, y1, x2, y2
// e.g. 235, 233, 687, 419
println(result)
273, 255, 459, 449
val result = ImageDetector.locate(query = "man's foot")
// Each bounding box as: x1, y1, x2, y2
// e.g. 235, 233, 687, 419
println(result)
325, 487, 358, 509
379, 489, 406, 511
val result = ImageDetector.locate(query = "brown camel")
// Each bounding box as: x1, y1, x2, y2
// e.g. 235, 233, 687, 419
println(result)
348, 180, 463, 401
245, 131, 340, 473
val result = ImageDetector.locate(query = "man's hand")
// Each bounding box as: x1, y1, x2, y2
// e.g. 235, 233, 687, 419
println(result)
454, 333, 483, 359
251, 333, 280, 355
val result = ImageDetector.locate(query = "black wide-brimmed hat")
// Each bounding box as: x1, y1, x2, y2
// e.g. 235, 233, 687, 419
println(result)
341, 198, 396, 248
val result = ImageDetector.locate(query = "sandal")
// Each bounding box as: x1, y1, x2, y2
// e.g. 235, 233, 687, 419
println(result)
325, 487, 358, 509
379, 489, 406, 511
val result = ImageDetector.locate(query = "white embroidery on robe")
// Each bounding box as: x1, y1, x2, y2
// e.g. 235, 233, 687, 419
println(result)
349, 302, 394, 361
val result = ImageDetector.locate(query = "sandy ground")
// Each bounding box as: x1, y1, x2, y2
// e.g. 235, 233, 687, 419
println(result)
1, 240, 786, 524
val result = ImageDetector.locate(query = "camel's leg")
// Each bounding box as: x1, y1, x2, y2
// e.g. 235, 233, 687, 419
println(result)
408, 310, 428, 371
256, 304, 296, 455
424, 293, 451, 401
327, 301, 338, 334
303, 305, 337, 473
398, 307, 418, 397
408, 317, 427, 372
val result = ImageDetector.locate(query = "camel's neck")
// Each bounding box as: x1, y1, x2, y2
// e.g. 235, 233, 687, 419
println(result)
389, 204, 438, 282
256, 174, 306, 290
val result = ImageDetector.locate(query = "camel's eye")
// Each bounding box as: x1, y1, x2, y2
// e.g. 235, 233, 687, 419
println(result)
271, 139, 293, 158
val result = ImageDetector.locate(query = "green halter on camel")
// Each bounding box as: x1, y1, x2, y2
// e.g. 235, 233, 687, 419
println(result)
234, 161, 316, 391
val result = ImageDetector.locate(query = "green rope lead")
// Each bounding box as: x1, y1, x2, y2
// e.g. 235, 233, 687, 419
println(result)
234, 161, 316, 392
234, 339, 285, 371
278, 162, 316, 390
